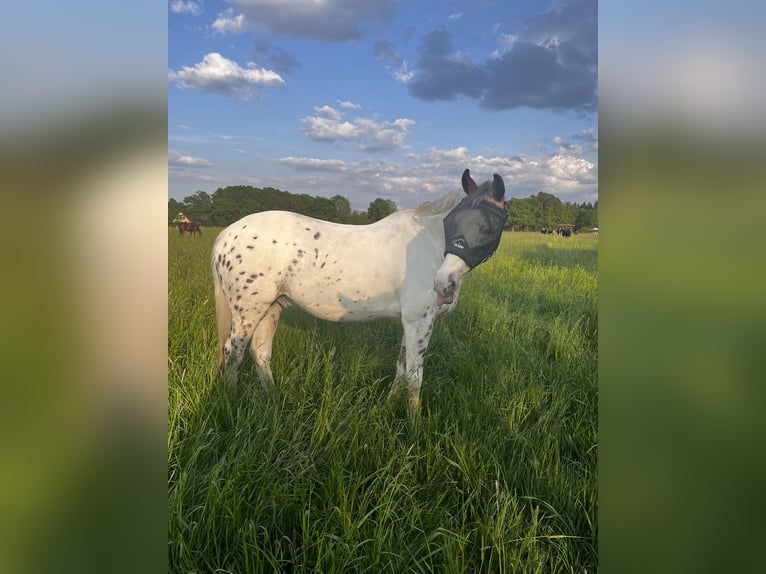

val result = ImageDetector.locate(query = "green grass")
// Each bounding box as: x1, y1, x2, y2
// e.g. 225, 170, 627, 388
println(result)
168, 229, 597, 573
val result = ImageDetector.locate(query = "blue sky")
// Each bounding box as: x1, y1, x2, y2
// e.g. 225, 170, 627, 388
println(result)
168, 0, 597, 210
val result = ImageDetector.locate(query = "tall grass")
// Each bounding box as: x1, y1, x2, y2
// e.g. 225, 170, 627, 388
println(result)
169, 229, 597, 573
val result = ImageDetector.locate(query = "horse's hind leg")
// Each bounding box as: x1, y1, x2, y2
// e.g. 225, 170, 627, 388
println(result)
220, 304, 271, 386
249, 301, 283, 389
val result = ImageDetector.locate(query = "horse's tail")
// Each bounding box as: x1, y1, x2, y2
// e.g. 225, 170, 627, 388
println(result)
212, 246, 232, 372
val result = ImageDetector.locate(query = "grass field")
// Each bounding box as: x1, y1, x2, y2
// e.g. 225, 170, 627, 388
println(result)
168, 228, 598, 573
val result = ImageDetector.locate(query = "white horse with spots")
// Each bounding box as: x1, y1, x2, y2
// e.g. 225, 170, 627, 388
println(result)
212, 169, 507, 411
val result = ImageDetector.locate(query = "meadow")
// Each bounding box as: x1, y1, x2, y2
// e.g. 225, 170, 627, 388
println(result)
168, 227, 598, 573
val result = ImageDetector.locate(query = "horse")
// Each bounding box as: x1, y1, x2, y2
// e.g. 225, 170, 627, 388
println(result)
212, 169, 507, 411
172, 213, 202, 235
179, 221, 202, 235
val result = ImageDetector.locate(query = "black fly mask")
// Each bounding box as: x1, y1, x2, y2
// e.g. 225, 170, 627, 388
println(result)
443, 170, 508, 269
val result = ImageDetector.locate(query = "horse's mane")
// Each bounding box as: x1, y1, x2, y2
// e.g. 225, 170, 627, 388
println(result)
412, 188, 466, 217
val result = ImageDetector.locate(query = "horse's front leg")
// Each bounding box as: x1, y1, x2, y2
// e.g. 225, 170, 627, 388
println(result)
395, 314, 435, 412
388, 338, 408, 401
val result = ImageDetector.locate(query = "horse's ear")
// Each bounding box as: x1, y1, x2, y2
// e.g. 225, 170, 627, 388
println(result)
491, 174, 505, 201
461, 169, 478, 194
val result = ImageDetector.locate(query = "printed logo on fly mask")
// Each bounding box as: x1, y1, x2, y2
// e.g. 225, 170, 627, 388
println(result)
443, 197, 507, 269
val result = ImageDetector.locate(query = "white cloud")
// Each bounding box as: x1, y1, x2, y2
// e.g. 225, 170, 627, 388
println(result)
278, 157, 348, 171
211, 0, 396, 42
168, 149, 213, 167
336, 100, 362, 110
274, 144, 597, 208
301, 105, 415, 151
374, 40, 414, 84
449, 13, 463, 20
545, 154, 596, 186
168, 52, 285, 99
170, 1, 202, 16
394, 65, 415, 83
301, 116, 358, 141
413, 146, 469, 163
212, 8, 246, 34
314, 105, 343, 121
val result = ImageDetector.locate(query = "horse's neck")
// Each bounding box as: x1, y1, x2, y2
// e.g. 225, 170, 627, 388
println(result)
412, 210, 449, 252
403, 190, 462, 252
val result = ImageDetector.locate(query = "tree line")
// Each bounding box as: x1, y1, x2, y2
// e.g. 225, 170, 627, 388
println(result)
168, 186, 396, 227
506, 191, 598, 232
169, 186, 597, 232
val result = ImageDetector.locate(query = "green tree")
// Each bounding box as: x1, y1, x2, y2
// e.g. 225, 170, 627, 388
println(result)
182, 190, 213, 223
575, 206, 598, 231
507, 197, 533, 231
367, 198, 397, 222
330, 194, 352, 222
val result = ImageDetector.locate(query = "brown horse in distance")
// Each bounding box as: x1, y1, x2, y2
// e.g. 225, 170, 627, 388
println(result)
172, 212, 202, 235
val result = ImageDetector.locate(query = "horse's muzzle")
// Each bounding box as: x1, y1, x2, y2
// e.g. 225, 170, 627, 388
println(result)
434, 280, 455, 306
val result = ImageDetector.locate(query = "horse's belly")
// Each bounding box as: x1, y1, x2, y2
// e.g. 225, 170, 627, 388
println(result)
289, 290, 401, 322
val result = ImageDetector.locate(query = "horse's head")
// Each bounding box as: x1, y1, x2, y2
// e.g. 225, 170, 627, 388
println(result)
434, 169, 507, 305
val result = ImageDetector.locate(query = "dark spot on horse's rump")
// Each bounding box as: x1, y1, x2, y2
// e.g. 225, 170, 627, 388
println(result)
423, 312, 427, 318
239, 271, 246, 275
253, 291, 259, 295
321, 262, 326, 269
217, 254, 222, 263
292, 259, 298, 265
314, 232, 321, 240
287, 266, 292, 272
253, 236, 258, 240
242, 225, 247, 229
305, 227, 311, 231
223, 241, 227, 248
246, 278, 254, 283
229, 246, 235, 253
243, 285, 248, 290
246, 245, 254, 249
250, 273, 257, 278
259, 272, 264, 276
236, 253, 242, 259
234, 235, 238, 239
272, 239, 277, 244
314, 248, 319, 259
237, 295, 242, 300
